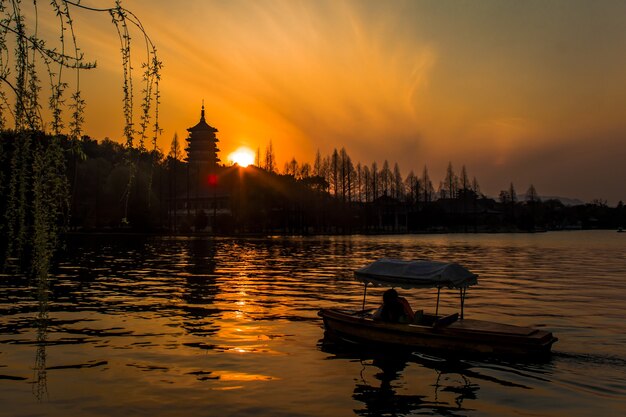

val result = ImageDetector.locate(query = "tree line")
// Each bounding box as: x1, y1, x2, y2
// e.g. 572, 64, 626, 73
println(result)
252, 141, 624, 233
2, 131, 623, 249
1, 2, 623, 277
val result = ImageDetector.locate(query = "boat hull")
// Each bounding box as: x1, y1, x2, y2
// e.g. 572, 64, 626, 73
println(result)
319, 308, 557, 359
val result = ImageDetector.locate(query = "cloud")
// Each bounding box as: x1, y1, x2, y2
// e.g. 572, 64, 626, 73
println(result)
50, 0, 626, 204
138, 1, 437, 162
466, 117, 543, 167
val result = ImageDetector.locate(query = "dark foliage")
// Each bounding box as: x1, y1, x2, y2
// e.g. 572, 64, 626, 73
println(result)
1, 132, 623, 242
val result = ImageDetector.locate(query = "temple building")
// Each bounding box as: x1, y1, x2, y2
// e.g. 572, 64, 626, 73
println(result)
170, 105, 231, 233
185, 104, 220, 174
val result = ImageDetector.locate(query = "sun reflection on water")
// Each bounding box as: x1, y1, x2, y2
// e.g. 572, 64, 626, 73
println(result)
1, 233, 625, 416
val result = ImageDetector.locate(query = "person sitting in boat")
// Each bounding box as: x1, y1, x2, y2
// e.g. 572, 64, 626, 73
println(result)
373, 289, 415, 323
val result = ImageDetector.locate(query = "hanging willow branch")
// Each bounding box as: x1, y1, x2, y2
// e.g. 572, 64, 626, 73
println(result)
0, 0, 161, 276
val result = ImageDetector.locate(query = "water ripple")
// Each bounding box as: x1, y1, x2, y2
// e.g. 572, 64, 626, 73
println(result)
0, 231, 624, 417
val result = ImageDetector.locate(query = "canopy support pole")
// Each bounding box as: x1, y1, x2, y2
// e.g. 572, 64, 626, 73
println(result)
460, 287, 466, 320
361, 283, 368, 313
435, 287, 441, 317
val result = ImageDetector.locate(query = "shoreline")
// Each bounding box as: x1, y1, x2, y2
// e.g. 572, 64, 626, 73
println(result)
62, 227, 614, 239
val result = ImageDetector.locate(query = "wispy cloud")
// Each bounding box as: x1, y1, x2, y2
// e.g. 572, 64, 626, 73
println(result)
61, 0, 626, 203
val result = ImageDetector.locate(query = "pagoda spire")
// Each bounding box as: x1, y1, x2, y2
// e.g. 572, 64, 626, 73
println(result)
185, 102, 220, 169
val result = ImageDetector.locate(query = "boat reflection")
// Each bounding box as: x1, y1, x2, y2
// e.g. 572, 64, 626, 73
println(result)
319, 335, 479, 416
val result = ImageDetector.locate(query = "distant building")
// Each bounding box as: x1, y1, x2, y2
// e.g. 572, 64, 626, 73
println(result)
171, 105, 230, 232
185, 104, 220, 175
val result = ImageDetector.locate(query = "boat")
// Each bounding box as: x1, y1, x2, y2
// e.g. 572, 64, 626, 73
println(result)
318, 258, 558, 359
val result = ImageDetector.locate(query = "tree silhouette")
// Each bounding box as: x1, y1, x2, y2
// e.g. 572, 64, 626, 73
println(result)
472, 177, 481, 195
284, 156, 298, 177
525, 184, 539, 203
167, 133, 181, 232
393, 162, 403, 200
459, 165, 470, 193
371, 162, 378, 200
363, 165, 371, 202
0, 1, 160, 275
263, 139, 276, 173
509, 182, 517, 203
422, 166, 433, 203
313, 149, 322, 177
443, 162, 458, 199
255, 146, 261, 167
380, 160, 391, 196
405, 170, 417, 204
298, 162, 311, 179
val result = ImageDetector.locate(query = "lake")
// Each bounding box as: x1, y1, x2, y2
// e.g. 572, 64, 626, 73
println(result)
1, 231, 625, 416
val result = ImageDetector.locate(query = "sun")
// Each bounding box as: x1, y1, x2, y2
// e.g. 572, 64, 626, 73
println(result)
228, 147, 255, 167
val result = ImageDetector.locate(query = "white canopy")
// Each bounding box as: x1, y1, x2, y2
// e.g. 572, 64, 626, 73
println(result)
354, 258, 478, 289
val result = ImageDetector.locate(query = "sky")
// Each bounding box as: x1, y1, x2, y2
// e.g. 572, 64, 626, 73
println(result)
37, 1, 626, 204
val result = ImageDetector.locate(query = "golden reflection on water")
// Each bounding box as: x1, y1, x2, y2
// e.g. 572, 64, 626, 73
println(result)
210, 370, 278, 382
212, 385, 243, 391
1, 232, 625, 417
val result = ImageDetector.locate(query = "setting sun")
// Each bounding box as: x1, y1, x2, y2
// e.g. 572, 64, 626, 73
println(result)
228, 147, 255, 167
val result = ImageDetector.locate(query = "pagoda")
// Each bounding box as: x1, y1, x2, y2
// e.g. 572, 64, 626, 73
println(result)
185, 104, 220, 174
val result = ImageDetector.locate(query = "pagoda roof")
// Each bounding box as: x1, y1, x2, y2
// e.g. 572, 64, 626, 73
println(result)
187, 105, 218, 133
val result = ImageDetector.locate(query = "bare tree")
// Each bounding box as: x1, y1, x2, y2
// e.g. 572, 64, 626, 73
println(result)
404, 170, 416, 204
255, 146, 261, 167
320, 155, 330, 189
345, 151, 354, 202
472, 176, 481, 196
509, 182, 517, 203
283, 156, 298, 177
381, 160, 391, 196
264, 140, 276, 173
393, 163, 403, 200
422, 165, 433, 202
340, 148, 348, 201
330, 148, 339, 197
298, 162, 311, 179
167, 133, 181, 231
371, 162, 378, 200
313, 149, 322, 177
168, 133, 181, 161
459, 165, 470, 193
356, 162, 363, 202
363, 165, 371, 202
443, 162, 458, 199
525, 184, 540, 203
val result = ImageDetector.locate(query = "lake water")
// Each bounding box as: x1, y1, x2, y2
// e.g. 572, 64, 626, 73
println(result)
1, 231, 625, 416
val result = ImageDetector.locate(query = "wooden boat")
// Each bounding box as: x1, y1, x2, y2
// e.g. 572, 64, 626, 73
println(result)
318, 259, 558, 359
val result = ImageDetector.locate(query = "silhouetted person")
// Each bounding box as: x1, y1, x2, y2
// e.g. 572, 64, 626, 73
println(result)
373, 289, 415, 323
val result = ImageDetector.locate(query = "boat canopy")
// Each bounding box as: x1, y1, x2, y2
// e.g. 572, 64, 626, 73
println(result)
355, 258, 478, 289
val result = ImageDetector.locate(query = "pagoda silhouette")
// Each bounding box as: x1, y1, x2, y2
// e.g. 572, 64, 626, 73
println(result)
171, 104, 230, 233
185, 103, 220, 176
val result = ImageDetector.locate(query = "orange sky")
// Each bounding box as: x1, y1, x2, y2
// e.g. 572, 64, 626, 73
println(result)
35, 1, 626, 204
